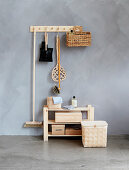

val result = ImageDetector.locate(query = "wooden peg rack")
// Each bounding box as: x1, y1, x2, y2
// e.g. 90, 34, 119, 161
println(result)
25, 25, 91, 128
30, 26, 77, 32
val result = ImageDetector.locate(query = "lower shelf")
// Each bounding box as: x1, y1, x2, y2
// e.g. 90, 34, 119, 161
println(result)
48, 119, 87, 124
48, 132, 82, 137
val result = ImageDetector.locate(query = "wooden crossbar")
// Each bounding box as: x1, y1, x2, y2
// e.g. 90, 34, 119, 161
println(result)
30, 26, 76, 32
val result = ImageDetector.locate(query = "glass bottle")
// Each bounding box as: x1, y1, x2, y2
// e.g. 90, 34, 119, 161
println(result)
72, 96, 77, 107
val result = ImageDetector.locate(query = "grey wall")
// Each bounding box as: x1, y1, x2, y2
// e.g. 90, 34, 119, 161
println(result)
0, 0, 129, 135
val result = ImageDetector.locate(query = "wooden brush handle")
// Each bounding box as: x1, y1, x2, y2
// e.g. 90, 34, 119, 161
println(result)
33, 31, 36, 121
58, 35, 61, 90
45, 32, 48, 51
56, 35, 58, 63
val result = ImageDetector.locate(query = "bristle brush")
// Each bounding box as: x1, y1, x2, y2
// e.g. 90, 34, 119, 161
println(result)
53, 86, 60, 94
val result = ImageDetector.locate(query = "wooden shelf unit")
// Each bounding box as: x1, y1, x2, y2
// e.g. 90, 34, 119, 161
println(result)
43, 105, 94, 141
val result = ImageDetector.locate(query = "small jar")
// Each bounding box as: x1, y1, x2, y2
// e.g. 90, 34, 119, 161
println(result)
72, 96, 77, 107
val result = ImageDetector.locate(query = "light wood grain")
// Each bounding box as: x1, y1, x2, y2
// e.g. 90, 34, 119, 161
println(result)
43, 107, 48, 141
48, 132, 81, 137
45, 106, 89, 112
30, 26, 76, 32
55, 112, 82, 123
33, 31, 36, 122
48, 119, 85, 124
87, 105, 94, 121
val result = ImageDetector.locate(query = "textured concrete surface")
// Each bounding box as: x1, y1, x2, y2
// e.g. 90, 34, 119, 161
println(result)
0, 136, 129, 170
0, 0, 129, 135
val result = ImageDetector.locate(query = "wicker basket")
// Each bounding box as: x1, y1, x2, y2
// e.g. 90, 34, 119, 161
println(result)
81, 121, 108, 148
47, 97, 61, 109
66, 26, 91, 47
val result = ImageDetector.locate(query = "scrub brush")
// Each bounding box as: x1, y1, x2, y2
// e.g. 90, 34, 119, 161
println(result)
53, 86, 60, 94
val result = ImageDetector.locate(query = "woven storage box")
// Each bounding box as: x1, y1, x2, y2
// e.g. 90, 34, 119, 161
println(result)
81, 121, 108, 147
47, 97, 61, 109
66, 26, 91, 47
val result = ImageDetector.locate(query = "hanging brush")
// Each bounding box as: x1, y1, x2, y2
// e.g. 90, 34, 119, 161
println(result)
53, 85, 60, 94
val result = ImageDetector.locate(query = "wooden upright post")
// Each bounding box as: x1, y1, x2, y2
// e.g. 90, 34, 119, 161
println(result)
43, 106, 48, 141
33, 31, 36, 122
87, 105, 94, 121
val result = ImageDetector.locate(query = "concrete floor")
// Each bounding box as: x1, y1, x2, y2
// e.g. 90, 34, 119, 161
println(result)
0, 136, 129, 170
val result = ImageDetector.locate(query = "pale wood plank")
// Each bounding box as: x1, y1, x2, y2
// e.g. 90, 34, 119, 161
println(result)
48, 132, 81, 137
55, 112, 82, 123
87, 105, 94, 121
30, 26, 75, 32
48, 119, 85, 124
45, 107, 89, 112
33, 31, 36, 122
43, 107, 48, 141
90, 106, 94, 121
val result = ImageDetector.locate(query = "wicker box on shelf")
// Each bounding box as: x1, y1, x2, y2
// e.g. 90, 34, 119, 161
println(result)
81, 121, 108, 147
47, 97, 61, 109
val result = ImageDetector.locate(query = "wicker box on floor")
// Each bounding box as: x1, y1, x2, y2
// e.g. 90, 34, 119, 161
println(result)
81, 121, 108, 147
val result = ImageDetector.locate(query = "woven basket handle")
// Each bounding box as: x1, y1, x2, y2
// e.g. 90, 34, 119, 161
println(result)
73, 26, 83, 33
